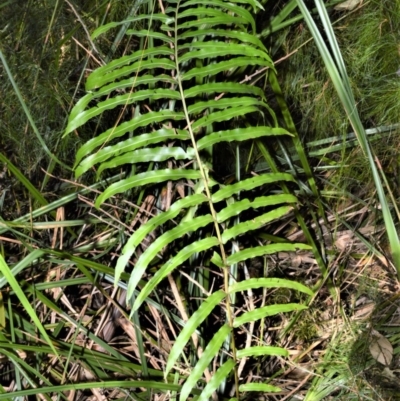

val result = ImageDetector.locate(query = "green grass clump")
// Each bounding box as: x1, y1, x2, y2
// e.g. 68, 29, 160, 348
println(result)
279, 0, 400, 140
339, 1, 400, 126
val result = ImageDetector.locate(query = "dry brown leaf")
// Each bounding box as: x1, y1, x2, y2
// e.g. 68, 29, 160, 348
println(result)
176, 181, 185, 199
369, 330, 393, 366
334, 232, 353, 251
382, 367, 396, 380
353, 302, 375, 320
334, 0, 363, 11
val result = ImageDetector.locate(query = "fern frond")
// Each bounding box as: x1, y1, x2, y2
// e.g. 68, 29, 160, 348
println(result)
64, 0, 315, 398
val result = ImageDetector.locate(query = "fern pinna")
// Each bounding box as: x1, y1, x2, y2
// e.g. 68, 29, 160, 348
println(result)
64, 0, 313, 398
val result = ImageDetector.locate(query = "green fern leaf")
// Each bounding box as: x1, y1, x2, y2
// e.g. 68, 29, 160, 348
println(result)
221, 206, 294, 243
217, 194, 297, 222
183, 58, 272, 81
96, 146, 194, 177
239, 383, 281, 393
210, 251, 224, 268
192, 106, 261, 131
85, 46, 175, 88
184, 82, 264, 99
212, 174, 295, 202
226, 243, 312, 264
177, 1, 255, 29
126, 215, 214, 300
87, 58, 176, 90
73, 111, 186, 166
76, 129, 189, 177
197, 358, 236, 401
165, 290, 227, 376
92, 74, 177, 97
176, 16, 251, 31
179, 29, 267, 49
234, 303, 308, 327
95, 169, 202, 207
131, 237, 219, 313
180, 324, 232, 401
197, 127, 291, 149
115, 193, 208, 284
179, 44, 272, 63
228, 277, 313, 296
236, 346, 289, 358
187, 97, 269, 115
126, 30, 174, 43
91, 15, 173, 40
69, 89, 181, 134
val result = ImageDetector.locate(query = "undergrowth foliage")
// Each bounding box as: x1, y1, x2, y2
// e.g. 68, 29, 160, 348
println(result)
64, 0, 313, 398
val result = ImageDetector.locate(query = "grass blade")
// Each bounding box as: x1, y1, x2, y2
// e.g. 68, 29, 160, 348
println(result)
296, 0, 400, 273
0, 255, 59, 358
